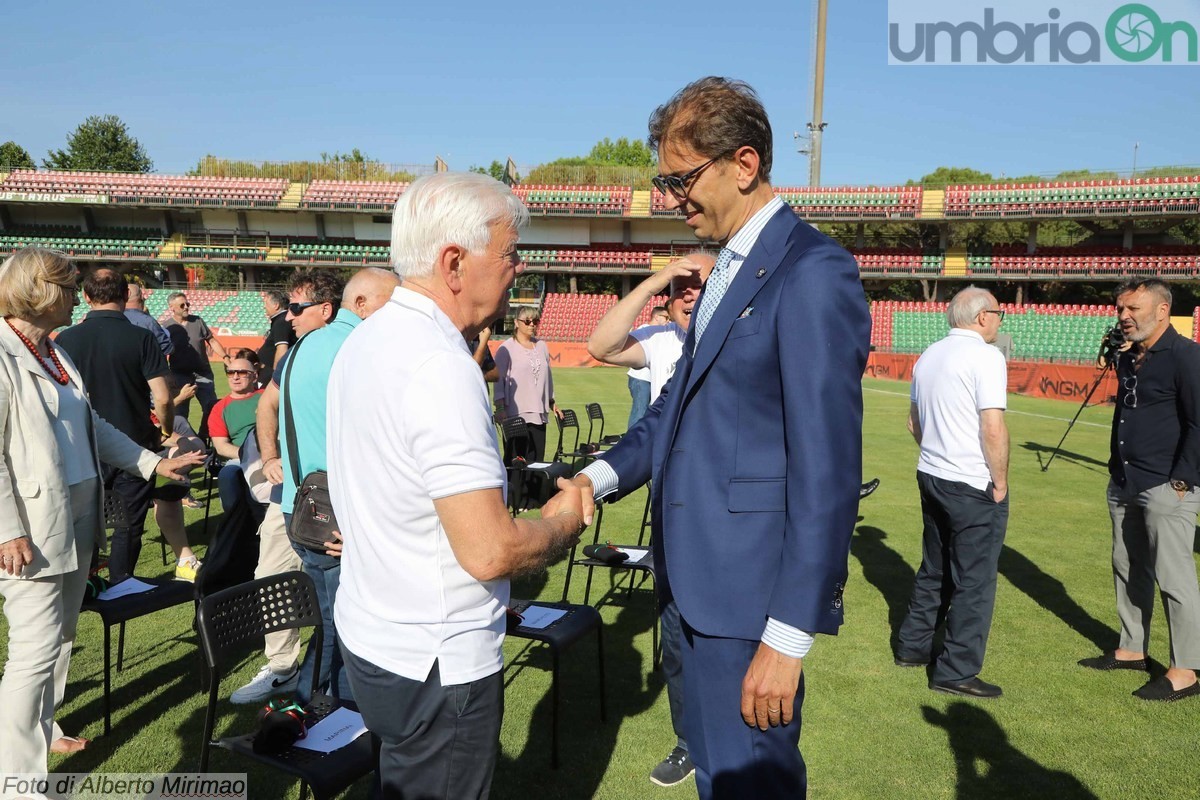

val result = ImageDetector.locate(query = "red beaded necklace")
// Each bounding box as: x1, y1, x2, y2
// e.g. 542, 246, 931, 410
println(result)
4, 318, 69, 385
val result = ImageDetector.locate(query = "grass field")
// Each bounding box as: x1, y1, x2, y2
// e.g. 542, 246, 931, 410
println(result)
5, 366, 1197, 799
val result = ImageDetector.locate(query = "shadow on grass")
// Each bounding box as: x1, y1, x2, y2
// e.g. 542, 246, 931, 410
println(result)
493, 598, 659, 800
850, 526, 916, 652
922, 703, 1098, 799
1022, 441, 1108, 474
997, 545, 1116, 653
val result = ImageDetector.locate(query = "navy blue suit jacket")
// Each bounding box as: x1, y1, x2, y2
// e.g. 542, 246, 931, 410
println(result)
598, 203, 871, 639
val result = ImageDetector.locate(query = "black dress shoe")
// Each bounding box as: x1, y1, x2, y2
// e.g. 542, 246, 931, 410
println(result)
894, 655, 927, 668
930, 677, 1003, 698
1078, 651, 1148, 671
859, 478, 881, 499
1133, 676, 1200, 702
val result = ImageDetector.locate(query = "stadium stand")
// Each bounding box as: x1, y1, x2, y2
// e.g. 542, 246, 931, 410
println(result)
68, 288, 271, 336
873, 300, 1115, 363
851, 247, 943, 275
651, 186, 922, 219
288, 241, 391, 264
300, 180, 407, 210
512, 185, 631, 216
0, 170, 286, 207
944, 176, 1200, 218
520, 247, 654, 271
0, 231, 163, 259
966, 245, 1200, 278
536, 292, 685, 343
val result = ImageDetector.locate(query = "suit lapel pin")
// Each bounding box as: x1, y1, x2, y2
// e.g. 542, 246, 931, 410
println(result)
756, 268, 766, 278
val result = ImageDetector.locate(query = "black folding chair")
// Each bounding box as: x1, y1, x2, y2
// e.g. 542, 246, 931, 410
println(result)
82, 492, 196, 735
506, 599, 606, 769
196, 571, 374, 800
586, 402, 622, 447
562, 492, 660, 667
553, 408, 601, 470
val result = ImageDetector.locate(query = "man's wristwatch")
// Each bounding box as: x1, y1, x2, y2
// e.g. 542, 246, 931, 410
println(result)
1170, 479, 1190, 493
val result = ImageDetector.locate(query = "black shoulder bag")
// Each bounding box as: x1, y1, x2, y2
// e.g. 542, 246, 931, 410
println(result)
283, 334, 340, 552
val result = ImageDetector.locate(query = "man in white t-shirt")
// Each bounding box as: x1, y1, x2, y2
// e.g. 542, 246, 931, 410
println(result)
626, 305, 670, 428
326, 172, 587, 799
896, 286, 1010, 699
589, 253, 713, 401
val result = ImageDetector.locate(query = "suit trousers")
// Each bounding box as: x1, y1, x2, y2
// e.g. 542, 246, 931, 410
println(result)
0, 477, 98, 778
341, 646, 503, 800
254, 502, 301, 673
679, 617, 805, 800
1107, 479, 1200, 668
897, 472, 1009, 684
659, 598, 688, 749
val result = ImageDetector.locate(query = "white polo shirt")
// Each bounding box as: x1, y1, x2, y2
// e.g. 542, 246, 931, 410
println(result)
328, 286, 508, 685
911, 328, 1008, 491
631, 322, 687, 400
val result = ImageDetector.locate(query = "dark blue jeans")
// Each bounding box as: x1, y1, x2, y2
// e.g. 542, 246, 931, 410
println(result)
660, 599, 688, 751
283, 511, 352, 703
628, 376, 651, 429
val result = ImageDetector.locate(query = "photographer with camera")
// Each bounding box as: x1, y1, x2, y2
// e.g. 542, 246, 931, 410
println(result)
1080, 278, 1200, 702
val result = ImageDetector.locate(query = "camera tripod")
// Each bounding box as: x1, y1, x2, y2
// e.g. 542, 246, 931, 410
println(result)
1041, 357, 1114, 472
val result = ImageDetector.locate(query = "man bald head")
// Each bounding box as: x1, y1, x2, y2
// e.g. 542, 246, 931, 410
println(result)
342, 267, 402, 319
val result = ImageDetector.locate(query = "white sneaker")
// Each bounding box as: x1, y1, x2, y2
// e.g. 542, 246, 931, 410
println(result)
229, 664, 299, 705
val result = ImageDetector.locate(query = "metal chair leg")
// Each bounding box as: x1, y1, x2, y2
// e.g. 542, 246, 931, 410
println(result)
117, 621, 127, 672
550, 648, 561, 769
103, 623, 112, 736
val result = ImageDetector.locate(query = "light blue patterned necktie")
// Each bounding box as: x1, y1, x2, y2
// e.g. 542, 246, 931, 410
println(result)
692, 247, 735, 350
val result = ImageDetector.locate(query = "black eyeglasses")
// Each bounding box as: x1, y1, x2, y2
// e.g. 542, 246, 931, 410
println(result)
520, 317, 541, 325
288, 301, 318, 315
982, 309, 1005, 321
652, 156, 724, 199
225, 369, 255, 377
1123, 375, 1138, 408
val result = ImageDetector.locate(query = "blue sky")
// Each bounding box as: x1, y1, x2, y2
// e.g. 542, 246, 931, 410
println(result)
2, 0, 1197, 188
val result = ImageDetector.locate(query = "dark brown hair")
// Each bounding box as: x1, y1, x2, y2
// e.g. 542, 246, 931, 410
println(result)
287, 268, 345, 307
1115, 277, 1172, 308
83, 268, 128, 305
648, 77, 773, 182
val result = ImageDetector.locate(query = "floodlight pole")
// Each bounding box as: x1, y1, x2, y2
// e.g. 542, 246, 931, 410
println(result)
1132, 141, 1139, 177
808, 0, 829, 187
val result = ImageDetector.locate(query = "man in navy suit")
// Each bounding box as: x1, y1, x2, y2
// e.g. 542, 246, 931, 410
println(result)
575, 77, 870, 798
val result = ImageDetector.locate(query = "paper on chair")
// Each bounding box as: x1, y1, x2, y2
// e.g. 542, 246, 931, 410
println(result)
516, 605, 568, 630
293, 707, 369, 753
525, 461, 553, 469
617, 547, 650, 562
96, 577, 157, 601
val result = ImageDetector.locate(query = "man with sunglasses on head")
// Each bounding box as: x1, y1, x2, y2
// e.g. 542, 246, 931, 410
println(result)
160, 291, 227, 439
1079, 277, 1200, 703
574, 77, 870, 799
896, 287, 1009, 700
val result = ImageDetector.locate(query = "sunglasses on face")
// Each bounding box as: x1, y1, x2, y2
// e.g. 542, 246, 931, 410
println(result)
288, 301, 318, 315
519, 318, 541, 325
225, 369, 255, 377
652, 155, 725, 199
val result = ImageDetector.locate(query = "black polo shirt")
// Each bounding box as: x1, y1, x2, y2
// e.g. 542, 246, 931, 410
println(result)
56, 310, 171, 450
1109, 324, 1200, 493
257, 310, 295, 384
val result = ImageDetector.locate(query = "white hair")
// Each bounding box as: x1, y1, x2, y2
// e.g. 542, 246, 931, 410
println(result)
946, 285, 995, 328
390, 172, 529, 279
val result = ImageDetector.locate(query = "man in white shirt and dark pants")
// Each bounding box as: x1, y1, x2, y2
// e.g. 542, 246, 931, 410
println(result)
326, 172, 587, 799
897, 286, 1010, 699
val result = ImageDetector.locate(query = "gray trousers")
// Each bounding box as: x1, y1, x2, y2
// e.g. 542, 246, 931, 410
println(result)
1107, 479, 1200, 669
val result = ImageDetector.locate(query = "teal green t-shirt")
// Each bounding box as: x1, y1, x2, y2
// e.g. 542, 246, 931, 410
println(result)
276, 308, 360, 509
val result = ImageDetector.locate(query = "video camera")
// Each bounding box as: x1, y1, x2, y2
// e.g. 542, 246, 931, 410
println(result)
1099, 324, 1126, 365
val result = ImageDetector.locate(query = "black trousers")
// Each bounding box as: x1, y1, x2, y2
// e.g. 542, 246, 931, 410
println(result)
897, 472, 1009, 684
101, 464, 155, 583
502, 422, 547, 466
341, 644, 503, 800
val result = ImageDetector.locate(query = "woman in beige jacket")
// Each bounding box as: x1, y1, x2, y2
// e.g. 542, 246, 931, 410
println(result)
0, 248, 203, 777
